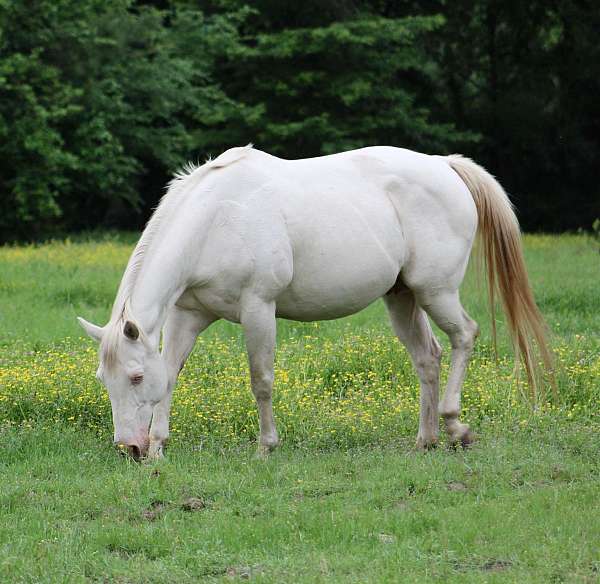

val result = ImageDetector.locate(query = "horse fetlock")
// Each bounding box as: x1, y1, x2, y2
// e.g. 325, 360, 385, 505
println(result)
442, 413, 463, 433
439, 406, 460, 419
257, 435, 279, 458
260, 432, 279, 448
445, 421, 475, 449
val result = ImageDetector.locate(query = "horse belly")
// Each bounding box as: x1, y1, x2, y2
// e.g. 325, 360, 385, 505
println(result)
275, 215, 404, 321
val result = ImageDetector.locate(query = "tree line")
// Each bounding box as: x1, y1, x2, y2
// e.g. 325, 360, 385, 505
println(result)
0, 0, 597, 241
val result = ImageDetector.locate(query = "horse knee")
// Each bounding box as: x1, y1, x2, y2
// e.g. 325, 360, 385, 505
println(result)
251, 371, 274, 401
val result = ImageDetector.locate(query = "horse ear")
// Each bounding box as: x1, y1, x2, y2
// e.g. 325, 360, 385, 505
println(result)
77, 317, 104, 343
123, 320, 140, 341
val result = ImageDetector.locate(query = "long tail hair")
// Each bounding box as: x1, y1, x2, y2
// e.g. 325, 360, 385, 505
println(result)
447, 155, 554, 400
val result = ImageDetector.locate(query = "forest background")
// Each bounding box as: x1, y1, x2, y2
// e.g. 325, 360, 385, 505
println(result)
0, 0, 598, 241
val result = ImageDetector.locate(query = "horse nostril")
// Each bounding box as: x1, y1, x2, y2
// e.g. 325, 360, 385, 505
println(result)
114, 442, 143, 461
127, 444, 142, 461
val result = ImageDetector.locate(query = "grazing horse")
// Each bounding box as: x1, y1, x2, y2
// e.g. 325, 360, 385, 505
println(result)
78, 145, 552, 459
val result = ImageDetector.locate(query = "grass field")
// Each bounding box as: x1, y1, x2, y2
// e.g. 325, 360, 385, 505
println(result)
0, 233, 598, 582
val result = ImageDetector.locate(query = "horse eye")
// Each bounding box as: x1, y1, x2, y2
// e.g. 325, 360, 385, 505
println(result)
130, 374, 144, 386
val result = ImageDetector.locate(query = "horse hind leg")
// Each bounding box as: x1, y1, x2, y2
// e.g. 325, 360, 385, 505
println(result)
384, 286, 442, 450
415, 288, 479, 447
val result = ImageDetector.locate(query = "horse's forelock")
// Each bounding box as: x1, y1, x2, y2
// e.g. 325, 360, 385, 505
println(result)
100, 320, 122, 371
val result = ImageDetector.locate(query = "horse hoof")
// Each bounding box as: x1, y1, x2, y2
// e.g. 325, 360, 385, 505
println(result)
448, 429, 476, 450
257, 439, 279, 458
460, 429, 476, 449
415, 437, 438, 452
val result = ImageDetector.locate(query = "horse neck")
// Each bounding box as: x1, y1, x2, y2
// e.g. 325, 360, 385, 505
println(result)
128, 236, 190, 346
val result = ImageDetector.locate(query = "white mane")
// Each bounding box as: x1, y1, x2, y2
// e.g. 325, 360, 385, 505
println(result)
101, 144, 253, 366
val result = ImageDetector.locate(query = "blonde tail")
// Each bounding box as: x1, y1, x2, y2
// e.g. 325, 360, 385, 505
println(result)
447, 155, 554, 400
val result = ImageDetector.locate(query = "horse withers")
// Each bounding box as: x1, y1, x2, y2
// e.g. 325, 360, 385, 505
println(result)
78, 145, 552, 459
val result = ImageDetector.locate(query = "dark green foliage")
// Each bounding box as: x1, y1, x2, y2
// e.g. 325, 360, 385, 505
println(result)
0, 0, 597, 240
424, 0, 600, 231
0, 0, 247, 239
228, 14, 471, 157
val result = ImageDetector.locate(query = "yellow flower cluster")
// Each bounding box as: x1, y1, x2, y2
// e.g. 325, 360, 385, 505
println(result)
1, 332, 598, 447
0, 238, 131, 269
1, 234, 597, 447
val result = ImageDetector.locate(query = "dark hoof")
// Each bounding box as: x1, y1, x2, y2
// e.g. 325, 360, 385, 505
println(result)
447, 428, 476, 450
460, 429, 476, 449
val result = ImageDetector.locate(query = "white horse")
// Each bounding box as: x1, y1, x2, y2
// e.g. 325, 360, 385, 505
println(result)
78, 145, 551, 459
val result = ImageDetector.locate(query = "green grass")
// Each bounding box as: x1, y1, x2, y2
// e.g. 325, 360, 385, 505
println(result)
0, 233, 599, 582
1, 423, 599, 583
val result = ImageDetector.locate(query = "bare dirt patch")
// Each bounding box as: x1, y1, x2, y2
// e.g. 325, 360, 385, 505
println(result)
447, 481, 468, 492
141, 500, 166, 521
181, 496, 207, 511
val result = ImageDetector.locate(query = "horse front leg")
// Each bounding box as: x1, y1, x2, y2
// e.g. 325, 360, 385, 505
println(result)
241, 298, 279, 456
148, 306, 217, 459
